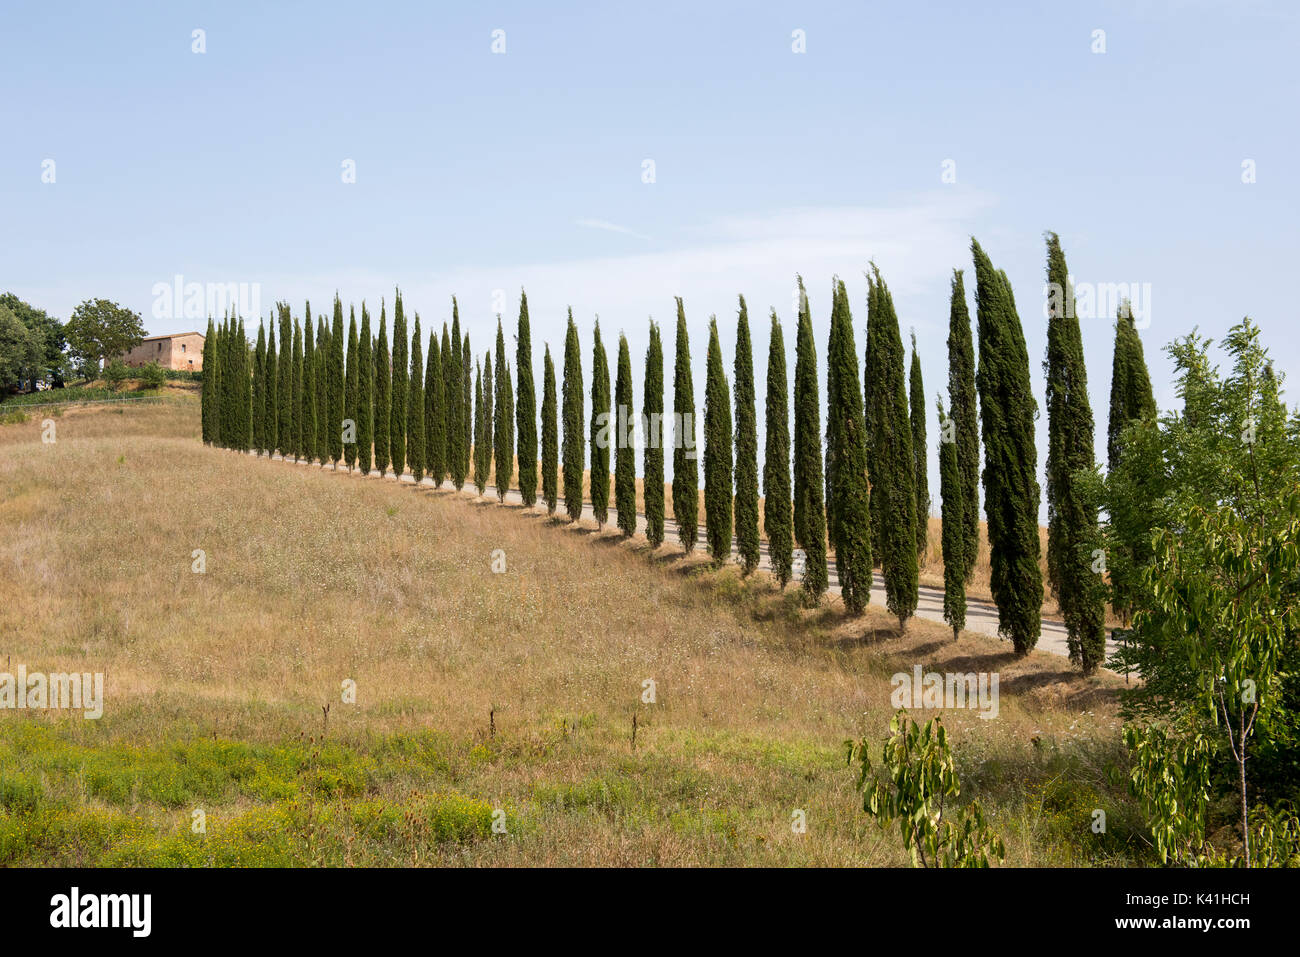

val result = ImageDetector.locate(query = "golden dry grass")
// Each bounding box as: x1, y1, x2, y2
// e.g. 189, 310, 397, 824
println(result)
0, 396, 1141, 866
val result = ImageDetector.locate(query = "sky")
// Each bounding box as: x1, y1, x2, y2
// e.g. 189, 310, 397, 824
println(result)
3, 0, 1297, 518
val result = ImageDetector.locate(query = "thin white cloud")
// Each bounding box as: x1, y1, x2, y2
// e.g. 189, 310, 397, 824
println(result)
574, 218, 654, 242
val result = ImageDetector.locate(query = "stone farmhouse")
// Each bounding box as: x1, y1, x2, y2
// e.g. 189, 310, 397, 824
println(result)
120, 332, 205, 371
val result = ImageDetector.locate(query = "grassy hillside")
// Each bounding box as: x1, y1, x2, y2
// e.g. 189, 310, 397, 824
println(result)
0, 396, 1143, 866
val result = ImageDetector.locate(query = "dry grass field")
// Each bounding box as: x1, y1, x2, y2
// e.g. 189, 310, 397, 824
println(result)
0, 394, 1144, 866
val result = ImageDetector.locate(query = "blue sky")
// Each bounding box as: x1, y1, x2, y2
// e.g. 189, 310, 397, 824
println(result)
3, 1, 1297, 514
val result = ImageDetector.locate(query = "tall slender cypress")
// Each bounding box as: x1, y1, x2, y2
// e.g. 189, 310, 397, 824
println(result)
671, 298, 698, 552
947, 270, 980, 582
345, 307, 358, 471
562, 311, 585, 521
426, 324, 445, 486
733, 297, 760, 575
277, 303, 293, 457
589, 321, 611, 528
237, 318, 253, 451
202, 317, 218, 444
328, 296, 344, 467
1044, 232, 1105, 673
825, 278, 872, 613
291, 317, 303, 461
447, 305, 465, 490
474, 357, 492, 495
302, 308, 318, 463
515, 290, 538, 507
909, 331, 930, 561
937, 398, 967, 640
614, 333, 637, 536
461, 336, 472, 479
703, 316, 733, 564
265, 321, 278, 456
315, 316, 329, 463
373, 308, 391, 477
643, 321, 665, 547
494, 318, 514, 502
1106, 305, 1156, 472
357, 304, 374, 475
792, 279, 828, 600
390, 292, 408, 478
764, 310, 793, 587
972, 238, 1042, 654
870, 265, 919, 629
252, 322, 265, 454
407, 316, 426, 484
542, 344, 559, 514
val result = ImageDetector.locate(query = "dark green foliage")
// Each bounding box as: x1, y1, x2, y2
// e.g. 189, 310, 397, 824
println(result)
643, 321, 665, 547
946, 270, 980, 582
291, 318, 303, 460
474, 356, 492, 495
236, 318, 252, 451
704, 316, 733, 565
792, 277, 828, 600
425, 324, 445, 486
1107, 304, 1157, 473
315, 316, 329, 463
253, 322, 266, 454
733, 297, 760, 575
201, 317, 218, 444
589, 321, 611, 527
672, 298, 698, 552
909, 331, 930, 561
562, 311, 585, 521
328, 297, 344, 466
407, 317, 425, 484
301, 306, 317, 464
541, 344, 559, 514
264, 321, 278, 457
344, 308, 358, 470
277, 303, 293, 457
462, 336, 472, 479
373, 308, 391, 477
763, 310, 793, 587
357, 305, 373, 475
869, 266, 918, 628
1044, 232, 1106, 673
825, 278, 872, 614
447, 306, 466, 490
615, 333, 637, 536
515, 290, 538, 507
390, 292, 407, 477
494, 318, 514, 501
937, 398, 967, 640
971, 239, 1042, 654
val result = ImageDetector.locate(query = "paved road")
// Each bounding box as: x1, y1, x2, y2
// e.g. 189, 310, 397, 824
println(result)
260, 452, 1121, 666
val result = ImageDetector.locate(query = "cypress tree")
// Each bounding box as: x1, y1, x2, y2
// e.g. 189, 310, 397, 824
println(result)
972, 238, 1042, 654
373, 309, 391, 477
447, 306, 466, 490
291, 318, 303, 461
344, 308, 358, 470
494, 318, 514, 502
253, 321, 266, 454
1044, 232, 1106, 673
515, 290, 538, 507
1106, 304, 1156, 472
869, 265, 919, 629
704, 316, 733, 565
216, 317, 230, 447
315, 316, 329, 463
589, 321, 611, 528
561, 311, 585, 521
671, 298, 698, 552
937, 398, 967, 640
909, 331, 930, 561
763, 310, 793, 587
407, 316, 426, 484
825, 278, 872, 613
329, 296, 344, 467
357, 305, 373, 475
947, 270, 980, 582
643, 321, 665, 547
426, 324, 444, 486
863, 280, 882, 558
277, 303, 293, 457
390, 293, 407, 478
474, 357, 492, 495
462, 336, 472, 480
201, 317, 218, 444
733, 297, 760, 575
541, 344, 559, 514
792, 278, 828, 600
265, 321, 278, 456
614, 332, 637, 536
302, 306, 318, 464
237, 318, 253, 451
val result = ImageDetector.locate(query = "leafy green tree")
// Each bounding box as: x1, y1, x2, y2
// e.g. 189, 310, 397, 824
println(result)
825, 278, 872, 614
0, 306, 38, 393
357, 305, 374, 474
1043, 233, 1106, 673
733, 297, 760, 575
344, 308, 359, 470
614, 332, 637, 536
562, 311, 585, 521
764, 310, 793, 587
792, 277, 827, 600
0, 293, 67, 388
971, 239, 1042, 654
373, 309, 391, 476
63, 298, 145, 374
643, 321, 665, 547
589, 321, 611, 528
516, 290, 538, 507
909, 331, 929, 562
390, 293, 407, 477
937, 398, 967, 640
494, 317, 514, 502
703, 316, 733, 565
672, 298, 698, 552
946, 270, 980, 582
426, 324, 445, 486
542, 343, 559, 514
407, 317, 425, 484
201, 317, 218, 443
